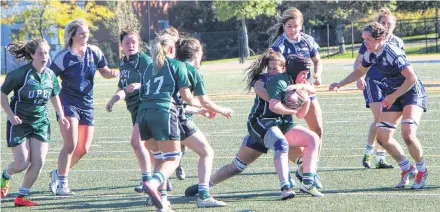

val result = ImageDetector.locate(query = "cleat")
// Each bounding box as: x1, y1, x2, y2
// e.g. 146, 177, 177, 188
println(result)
300, 182, 324, 197
376, 159, 394, 169
295, 169, 303, 182
49, 169, 58, 195
184, 184, 199, 196
143, 181, 163, 209
156, 200, 173, 211
412, 168, 428, 189
166, 180, 173, 192
362, 154, 372, 169
14, 196, 40, 207
281, 188, 296, 200
314, 174, 323, 189
395, 165, 417, 188
146, 196, 153, 206
197, 196, 227, 208
135, 182, 144, 193
175, 165, 185, 181
56, 183, 75, 196
1, 175, 10, 198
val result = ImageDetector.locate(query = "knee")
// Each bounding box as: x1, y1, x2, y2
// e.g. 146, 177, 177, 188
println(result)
312, 126, 323, 139
14, 160, 30, 172
231, 156, 247, 175
62, 142, 77, 154
30, 158, 44, 170
199, 145, 214, 160
402, 133, 417, 146
74, 147, 89, 157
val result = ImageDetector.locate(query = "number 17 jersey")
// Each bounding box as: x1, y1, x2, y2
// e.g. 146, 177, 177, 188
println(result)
138, 57, 190, 112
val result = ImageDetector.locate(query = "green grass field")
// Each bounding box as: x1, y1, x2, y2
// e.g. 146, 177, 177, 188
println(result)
1, 57, 440, 211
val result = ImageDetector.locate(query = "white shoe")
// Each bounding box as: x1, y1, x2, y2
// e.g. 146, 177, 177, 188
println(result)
412, 168, 428, 189
300, 182, 324, 197
281, 188, 296, 200
49, 169, 58, 195
396, 165, 417, 188
197, 196, 227, 208
56, 183, 75, 196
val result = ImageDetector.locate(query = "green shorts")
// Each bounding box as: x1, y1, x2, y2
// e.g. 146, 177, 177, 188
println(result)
6, 119, 51, 147
137, 107, 180, 141
247, 117, 296, 145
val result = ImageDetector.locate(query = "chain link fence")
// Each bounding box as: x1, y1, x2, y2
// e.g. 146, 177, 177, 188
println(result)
2, 18, 439, 74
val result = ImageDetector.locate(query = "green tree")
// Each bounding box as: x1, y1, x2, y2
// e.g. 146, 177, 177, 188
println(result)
212, 0, 281, 58
1, 0, 114, 43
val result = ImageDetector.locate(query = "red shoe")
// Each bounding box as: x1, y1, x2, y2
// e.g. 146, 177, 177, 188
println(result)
14, 196, 40, 207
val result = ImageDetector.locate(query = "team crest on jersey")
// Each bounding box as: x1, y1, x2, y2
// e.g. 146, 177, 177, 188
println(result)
27, 75, 38, 85
80, 80, 90, 91
68, 60, 79, 66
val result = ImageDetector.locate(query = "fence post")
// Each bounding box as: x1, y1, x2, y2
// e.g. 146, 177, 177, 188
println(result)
424, 18, 428, 53
351, 22, 354, 58
238, 31, 243, 64
327, 24, 330, 58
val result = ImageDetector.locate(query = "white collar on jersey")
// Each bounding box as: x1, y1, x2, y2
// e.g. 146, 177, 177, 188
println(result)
283, 32, 301, 44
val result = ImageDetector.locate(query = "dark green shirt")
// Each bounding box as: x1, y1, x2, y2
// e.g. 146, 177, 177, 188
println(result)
184, 61, 206, 119
1, 63, 60, 124
118, 52, 152, 114
139, 57, 190, 112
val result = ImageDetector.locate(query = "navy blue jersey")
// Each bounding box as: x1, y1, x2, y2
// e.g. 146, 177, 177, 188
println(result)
271, 32, 320, 59
359, 35, 404, 80
361, 43, 411, 88
50, 45, 107, 110
247, 73, 292, 122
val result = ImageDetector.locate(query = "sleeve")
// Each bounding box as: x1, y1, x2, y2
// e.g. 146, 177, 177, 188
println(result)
174, 61, 191, 89
50, 71, 61, 97
250, 75, 267, 88
266, 77, 287, 100
138, 52, 152, 74
309, 38, 320, 58
50, 55, 64, 76
117, 73, 124, 89
92, 46, 108, 68
358, 42, 367, 54
394, 54, 410, 72
361, 53, 373, 68
0, 70, 21, 95
192, 71, 206, 96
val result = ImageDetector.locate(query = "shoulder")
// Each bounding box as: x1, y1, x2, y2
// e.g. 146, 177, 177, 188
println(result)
139, 52, 152, 63
390, 35, 404, 48
166, 58, 187, 72
271, 35, 285, 47
385, 44, 405, 57
88, 44, 105, 57
52, 48, 70, 62
300, 32, 316, 44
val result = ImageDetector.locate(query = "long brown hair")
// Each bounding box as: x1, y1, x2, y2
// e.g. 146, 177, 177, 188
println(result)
8, 38, 49, 61
175, 37, 202, 62
244, 48, 285, 91
267, 7, 304, 43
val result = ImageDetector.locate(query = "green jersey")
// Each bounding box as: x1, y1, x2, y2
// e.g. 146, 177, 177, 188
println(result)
266, 72, 293, 101
184, 61, 206, 119
1, 63, 60, 124
118, 52, 152, 114
139, 57, 190, 112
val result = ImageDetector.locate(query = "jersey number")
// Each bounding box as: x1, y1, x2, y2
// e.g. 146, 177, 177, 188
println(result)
145, 76, 164, 95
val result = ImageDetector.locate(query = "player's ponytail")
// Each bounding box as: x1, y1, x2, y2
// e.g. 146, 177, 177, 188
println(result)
244, 48, 285, 91
8, 38, 48, 61
175, 37, 202, 62
150, 34, 174, 74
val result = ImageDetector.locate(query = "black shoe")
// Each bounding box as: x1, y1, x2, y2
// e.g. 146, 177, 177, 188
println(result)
376, 159, 394, 169
295, 169, 303, 182
184, 184, 199, 196
362, 154, 372, 169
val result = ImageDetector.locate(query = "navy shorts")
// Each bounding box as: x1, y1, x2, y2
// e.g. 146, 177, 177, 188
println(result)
363, 77, 385, 108
242, 134, 269, 154
247, 117, 296, 148
58, 105, 95, 126
177, 106, 197, 140
381, 81, 427, 112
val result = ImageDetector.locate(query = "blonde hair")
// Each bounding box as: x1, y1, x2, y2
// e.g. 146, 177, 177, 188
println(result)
244, 48, 285, 91
363, 22, 389, 40
157, 26, 179, 43
64, 19, 88, 48
175, 37, 202, 62
8, 38, 49, 61
150, 33, 175, 74
267, 7, 304, 43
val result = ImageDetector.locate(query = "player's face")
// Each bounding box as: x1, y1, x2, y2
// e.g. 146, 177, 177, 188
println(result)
31, 44, 50, 68
72, 25, 89, 46
294, 70, 309, 84
362, 31, 381, 52
122, 34, 139, 56
267, 60, 284, 75
283, 18, 302, 40
379, 16, 396, 34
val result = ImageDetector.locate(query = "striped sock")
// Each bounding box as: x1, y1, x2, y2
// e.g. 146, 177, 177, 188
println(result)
198, 183, 210, 200
376, 150, 386, 163
365, 144, 375, 155
2, 169, 11, 180
416, 159, 426, 172
18, 186, 30, 197
152, 172, 165, 185
302, 173, 314, 185
398, 158, 411, 172
142, 172, 152, 182
280, 180, 289, 191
